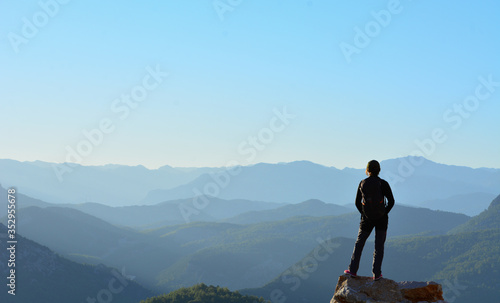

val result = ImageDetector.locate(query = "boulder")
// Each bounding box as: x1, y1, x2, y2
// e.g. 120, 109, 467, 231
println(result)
331, 274, 447, 303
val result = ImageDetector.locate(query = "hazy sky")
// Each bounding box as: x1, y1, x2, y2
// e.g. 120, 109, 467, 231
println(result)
1, 1, 499, 169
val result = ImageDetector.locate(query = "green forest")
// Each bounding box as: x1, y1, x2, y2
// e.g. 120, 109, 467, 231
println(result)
140, 284, 268, 303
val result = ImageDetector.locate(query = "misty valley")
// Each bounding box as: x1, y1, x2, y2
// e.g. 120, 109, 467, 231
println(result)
0, 158, 499, 303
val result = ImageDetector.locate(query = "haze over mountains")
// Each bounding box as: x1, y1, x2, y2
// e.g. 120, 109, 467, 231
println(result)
0, 158, 211, 205
0, 223, 152, 303
2, 189, 497, 303
1, 157, 498, 215
0, 157, 498, 303
0, 188, 470, 292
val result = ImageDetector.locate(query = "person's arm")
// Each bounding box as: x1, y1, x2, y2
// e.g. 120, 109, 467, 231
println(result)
355, 182, 363, 214
382, 180, 395, 214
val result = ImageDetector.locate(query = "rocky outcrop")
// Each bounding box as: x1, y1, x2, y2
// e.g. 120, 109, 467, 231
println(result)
331, 274, 447, 303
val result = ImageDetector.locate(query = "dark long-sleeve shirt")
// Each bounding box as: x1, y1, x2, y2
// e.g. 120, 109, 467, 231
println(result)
355, 176, 395, 215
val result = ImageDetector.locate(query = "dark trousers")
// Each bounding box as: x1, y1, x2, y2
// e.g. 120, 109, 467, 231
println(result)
348, 215, 388, 277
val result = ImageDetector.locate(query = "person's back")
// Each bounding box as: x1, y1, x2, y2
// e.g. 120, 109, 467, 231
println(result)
358, 175, 386, 220
344, 160, 395, 280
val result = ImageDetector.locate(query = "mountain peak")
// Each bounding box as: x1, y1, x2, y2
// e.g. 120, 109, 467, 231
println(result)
301, 198, 326, 205
490, 194, 500, 208
331, 274, 446, 303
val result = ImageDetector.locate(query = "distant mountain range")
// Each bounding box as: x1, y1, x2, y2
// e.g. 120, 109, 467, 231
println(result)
21, 197, 283, 229
419, 192, 496, 216
0, 185, 283, 228
1, 157, 498, 215
0, 158, 215, 205
222, 199, 352, 224
143, 158, 500, 213
0, 184, 353, 228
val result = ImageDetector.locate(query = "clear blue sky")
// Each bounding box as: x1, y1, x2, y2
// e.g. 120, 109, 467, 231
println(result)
1, 0, 499, 169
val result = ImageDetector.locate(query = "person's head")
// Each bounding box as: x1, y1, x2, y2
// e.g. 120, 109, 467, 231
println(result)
366, 160, 380, 176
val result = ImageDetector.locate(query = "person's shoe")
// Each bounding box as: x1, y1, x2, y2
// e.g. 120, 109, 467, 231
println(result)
344, 270, 357, 277
373, 274, 383, 281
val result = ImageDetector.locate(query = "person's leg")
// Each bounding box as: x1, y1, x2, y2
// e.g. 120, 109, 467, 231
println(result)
372, 216, 388, 277
348, 219, 374, 274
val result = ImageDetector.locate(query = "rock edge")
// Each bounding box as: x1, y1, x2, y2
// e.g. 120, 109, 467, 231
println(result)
331, 274, 447, 303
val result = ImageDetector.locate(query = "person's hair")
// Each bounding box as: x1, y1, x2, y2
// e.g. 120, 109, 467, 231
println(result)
366, 160, 380, 176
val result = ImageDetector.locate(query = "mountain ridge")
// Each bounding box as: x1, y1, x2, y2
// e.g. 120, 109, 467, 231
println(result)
0, 186, 284, 229
0, 223, 152, 303
449, 193, 500, 234
2, 157, 499, 216
222, 199, 354, 224
141, 157, 500, 214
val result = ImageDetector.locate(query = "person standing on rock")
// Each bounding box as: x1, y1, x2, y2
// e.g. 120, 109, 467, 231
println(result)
344, 160, 395, 281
